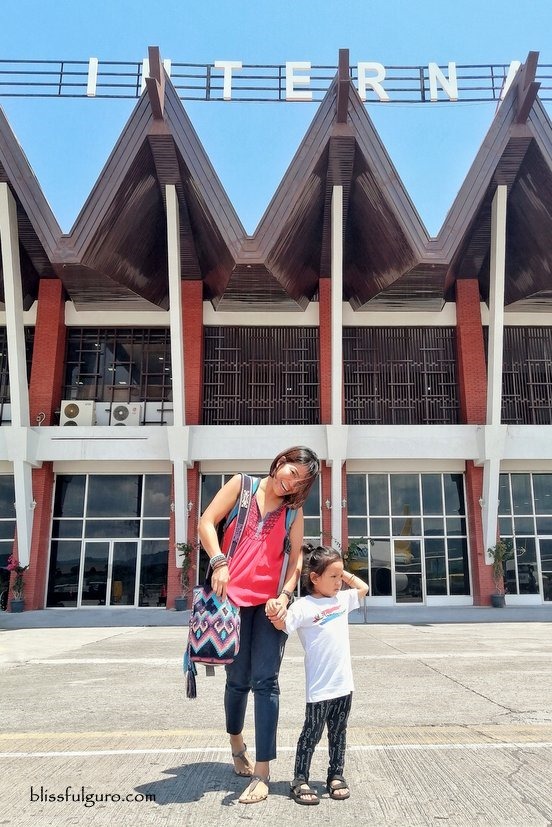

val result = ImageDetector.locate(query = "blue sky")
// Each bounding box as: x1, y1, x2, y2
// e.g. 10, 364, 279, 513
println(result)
0, 0, 551, 236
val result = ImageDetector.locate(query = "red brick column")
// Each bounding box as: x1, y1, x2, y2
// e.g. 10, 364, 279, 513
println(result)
455, 279, 490, 604
167, 279, 203, 608
26, 279, 67, 609
182, 280, 203, 425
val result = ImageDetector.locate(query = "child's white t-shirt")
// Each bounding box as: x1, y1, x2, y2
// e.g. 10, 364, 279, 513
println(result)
284, 589, 360, 703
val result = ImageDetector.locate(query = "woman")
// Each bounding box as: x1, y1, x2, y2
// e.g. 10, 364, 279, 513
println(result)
199, 446, 320, 804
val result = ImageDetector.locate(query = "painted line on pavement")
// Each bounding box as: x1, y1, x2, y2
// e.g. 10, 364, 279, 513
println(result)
1, 743, 552, 759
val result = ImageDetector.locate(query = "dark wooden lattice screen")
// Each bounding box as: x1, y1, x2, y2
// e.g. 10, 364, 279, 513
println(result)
344, 327, 459, 425
203, 327, 319, 425
502, 327, 552, 424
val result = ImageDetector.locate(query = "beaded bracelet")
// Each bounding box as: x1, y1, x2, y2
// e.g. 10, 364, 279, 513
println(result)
210, 553, 228, 569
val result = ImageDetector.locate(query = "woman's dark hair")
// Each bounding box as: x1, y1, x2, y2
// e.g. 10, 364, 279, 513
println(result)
301, 544, 343, 594
269, 446, 320, 509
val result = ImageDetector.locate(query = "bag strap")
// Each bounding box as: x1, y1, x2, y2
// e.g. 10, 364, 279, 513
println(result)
226, 473, 255, 564
210, 474, 256, 575
276, 507, 298, 595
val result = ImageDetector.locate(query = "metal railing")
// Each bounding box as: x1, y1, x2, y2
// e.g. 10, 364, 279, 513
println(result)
0, 59, 550, 102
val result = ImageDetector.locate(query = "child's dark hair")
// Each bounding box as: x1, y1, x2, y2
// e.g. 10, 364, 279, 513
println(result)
301, 544, 343, 594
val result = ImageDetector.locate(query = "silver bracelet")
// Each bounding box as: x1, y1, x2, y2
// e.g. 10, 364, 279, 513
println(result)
210, 553, 227, 569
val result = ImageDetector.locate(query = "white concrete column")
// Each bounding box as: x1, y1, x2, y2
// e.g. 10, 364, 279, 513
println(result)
0, 183, 34, 566
12, 461, 34, 566
487, 185, 507, 426
0, 183, 30, 427
166, 184, 185, 428
330, 186, 344, 547
482, 185, 507, 555
166, 185, 189, 557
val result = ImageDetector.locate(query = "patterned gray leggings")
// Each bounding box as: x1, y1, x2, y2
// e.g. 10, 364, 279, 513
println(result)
293, 692, 352, 783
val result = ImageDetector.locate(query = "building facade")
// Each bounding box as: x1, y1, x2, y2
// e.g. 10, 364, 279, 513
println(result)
0, 49, 551, 612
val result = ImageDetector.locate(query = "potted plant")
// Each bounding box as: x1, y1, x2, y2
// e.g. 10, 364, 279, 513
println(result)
7, 553, 28, 613
487, 539, 515, 608
175, 541, 195, 611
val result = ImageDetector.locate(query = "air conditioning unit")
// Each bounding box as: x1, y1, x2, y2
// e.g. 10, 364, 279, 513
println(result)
60, 400, 96, 426
110, 402, 142, 426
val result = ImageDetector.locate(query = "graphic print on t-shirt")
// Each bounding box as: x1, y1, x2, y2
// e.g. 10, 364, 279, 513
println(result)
312, 603, 347, 625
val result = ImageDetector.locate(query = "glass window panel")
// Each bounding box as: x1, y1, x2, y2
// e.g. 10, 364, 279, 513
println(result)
87, 475, 142, 517
303, 482, 320, 517
539, 539, 552, 568
425, 538, 446, 595
0, 542, 13, 568
140, 540, 170, 607
421, 475, 443, 515
511, 474, 533, 515
368, 475, 389, 516
370, 539, 392, 596
47, 540, 82, 607
348, 540, 370, 578
423, 517, 444, 536
143, 475, 170, 517
51, 520, 83, 539
85, 520, 140, 539
514, 516, 534, 535
392, 516, 421, 536
200, 475, 224, 514
536, 516, 552, 534
516, 537, 536, 567
498, 517, 513, 536
303, 518, 321, 540
532, 474, 552, 515
390, 475, 420, 516
142, 520, 170, 538
53, 475, 86, 518
443, 474, 465, 516
346, 475, 367, 515
0, 477, 15, 518
498, 474, 512, 515
348, 518, 367, 539
447, 538, 470, 595
0, 520, 15, 540
446, 517, 466, 536
369, 517, 390, 537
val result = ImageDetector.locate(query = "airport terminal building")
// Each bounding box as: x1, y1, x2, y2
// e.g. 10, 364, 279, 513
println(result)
1, 50, 551, 612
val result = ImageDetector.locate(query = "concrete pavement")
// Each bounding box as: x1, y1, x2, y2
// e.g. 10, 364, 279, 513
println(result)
0, 611, 551, 825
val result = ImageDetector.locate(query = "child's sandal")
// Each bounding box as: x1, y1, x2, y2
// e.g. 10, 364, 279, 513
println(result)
327, 774, 350, 800
290, 777, 320, 805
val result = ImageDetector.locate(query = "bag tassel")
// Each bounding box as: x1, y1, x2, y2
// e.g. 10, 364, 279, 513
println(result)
183, 649, 198, 699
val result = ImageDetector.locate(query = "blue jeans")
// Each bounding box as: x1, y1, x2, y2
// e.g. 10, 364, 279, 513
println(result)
225, 604, 287, 762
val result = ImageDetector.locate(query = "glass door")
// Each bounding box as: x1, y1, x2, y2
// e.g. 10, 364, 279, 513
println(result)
538, 538, 552, 601
393, 538, 424, 603
80, 540, 138, 606
81, 541, 109, 606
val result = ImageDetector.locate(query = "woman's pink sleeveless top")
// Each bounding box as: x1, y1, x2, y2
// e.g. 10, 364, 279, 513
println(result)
222, 496, 287, 607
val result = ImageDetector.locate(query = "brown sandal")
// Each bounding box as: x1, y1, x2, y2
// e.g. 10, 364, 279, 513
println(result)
238, 775, 269, 804
231, 744, 254, 777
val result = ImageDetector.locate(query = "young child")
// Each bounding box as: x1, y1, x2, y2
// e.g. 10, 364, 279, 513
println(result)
271, 545, 369, 805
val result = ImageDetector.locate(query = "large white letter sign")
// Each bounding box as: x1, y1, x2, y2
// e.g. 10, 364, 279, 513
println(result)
357, 62, 390, 102
214, 60, 243, 100
87, 57, 99, 97
428, 61, 458, 101
499, 60, 521, 100
286, 61, 313, 101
